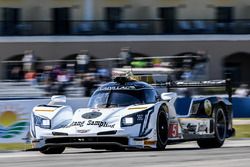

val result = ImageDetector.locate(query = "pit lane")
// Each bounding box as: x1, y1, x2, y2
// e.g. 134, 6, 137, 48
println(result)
0, 139, 250, 167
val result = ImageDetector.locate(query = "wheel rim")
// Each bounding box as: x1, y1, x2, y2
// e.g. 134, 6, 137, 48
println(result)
216, 108, 226, 141
158, 111, 168, 145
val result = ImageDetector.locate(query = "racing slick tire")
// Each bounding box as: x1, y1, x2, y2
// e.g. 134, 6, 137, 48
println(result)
156, 106, 168, 150
197, 105, 227, 148
39, 146, 65, 154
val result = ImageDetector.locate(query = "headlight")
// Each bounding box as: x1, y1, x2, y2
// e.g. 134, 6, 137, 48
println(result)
121, 107, 153, 127
122, 117, 134, 126
34, 114, 51, 129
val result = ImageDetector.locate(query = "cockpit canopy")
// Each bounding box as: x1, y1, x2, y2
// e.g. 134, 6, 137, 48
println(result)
88, 81, 158, 108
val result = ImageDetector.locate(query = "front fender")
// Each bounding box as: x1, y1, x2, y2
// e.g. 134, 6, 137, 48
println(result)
30, 104, 73, 139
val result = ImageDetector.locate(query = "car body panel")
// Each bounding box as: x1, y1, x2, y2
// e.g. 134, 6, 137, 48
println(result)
30, 78, 234, 150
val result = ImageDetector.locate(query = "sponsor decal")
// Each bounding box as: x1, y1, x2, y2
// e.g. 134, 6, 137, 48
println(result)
144, 140, 157, 145
77, 129, 90, 133
198, 123, 208, 133
153, 129, 157, 137
87, 120, 115, 128
180, 120, 209, 134
99, 86, 136, 91
82, 112, 102, 119
204, 100, 212, 116
191, 103, 200, 114
78, 138, 85, 142
197, 121, 210, 134
0, 105, 28, 139
66, 121, 85, 128
187, 123, 197, 132
66, 120, 116, 128
168, 123, 178, 138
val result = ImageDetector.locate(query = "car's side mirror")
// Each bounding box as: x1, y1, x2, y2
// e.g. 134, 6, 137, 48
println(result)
49, 95, 66, 105
161, 92, 177, 101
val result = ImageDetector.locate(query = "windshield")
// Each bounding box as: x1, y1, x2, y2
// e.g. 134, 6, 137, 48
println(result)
88, 89, 157, 108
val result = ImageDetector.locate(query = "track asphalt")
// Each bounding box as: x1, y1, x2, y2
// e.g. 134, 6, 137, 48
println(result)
0, 139, 249, 167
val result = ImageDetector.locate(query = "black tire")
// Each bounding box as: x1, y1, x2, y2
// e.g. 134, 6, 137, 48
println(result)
40, 146, 65, 154
156, 106, 168, 150
197, 106, 227, 148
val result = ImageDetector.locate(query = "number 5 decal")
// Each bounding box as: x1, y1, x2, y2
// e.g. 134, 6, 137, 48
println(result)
168, 123, 178, 138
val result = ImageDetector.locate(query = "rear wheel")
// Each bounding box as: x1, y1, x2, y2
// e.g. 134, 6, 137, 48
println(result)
40, 146, 65, 154
156, 106, 168, 150
197, 106, 227, 148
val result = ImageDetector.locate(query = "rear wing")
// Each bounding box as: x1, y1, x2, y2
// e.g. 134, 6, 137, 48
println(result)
154, 79, 232, 102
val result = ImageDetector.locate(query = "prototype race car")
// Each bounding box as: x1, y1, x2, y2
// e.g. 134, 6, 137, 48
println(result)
30, 76, 235, 154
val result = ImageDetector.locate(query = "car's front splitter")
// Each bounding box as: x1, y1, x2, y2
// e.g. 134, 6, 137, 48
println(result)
32, 135, 157, 150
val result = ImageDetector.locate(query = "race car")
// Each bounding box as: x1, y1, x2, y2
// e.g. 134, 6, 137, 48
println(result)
30, 76, 235, 154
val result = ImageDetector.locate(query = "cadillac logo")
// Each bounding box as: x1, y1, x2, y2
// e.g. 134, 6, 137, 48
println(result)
82, 112, 102, 119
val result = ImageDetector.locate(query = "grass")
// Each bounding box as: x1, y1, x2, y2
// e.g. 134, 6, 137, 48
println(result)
0, 143, 32, 151
234, 118, 250, 120
233, 124, 250, 139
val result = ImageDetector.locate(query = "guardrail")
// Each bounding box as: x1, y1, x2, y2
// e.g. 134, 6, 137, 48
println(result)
1, 19, 250, 36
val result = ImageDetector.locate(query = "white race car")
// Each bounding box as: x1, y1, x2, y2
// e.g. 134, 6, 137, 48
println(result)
30, 77, 234, 154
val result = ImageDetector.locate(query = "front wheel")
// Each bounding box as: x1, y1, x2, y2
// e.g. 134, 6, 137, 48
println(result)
40, 146, 65, 154
156, 106, 168, 150
197, 106, 227, 148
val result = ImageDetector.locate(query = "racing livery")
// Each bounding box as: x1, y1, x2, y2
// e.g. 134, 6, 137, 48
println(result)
30, 77, 235, 154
